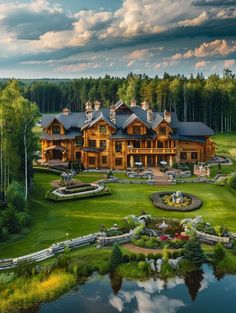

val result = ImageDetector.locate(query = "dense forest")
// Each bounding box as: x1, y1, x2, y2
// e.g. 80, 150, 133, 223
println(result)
0, 81, 38, 240
1, 69, 236, 132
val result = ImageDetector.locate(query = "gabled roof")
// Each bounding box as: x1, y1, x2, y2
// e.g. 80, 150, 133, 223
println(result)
81, 112, 117, 130
122, 113, 150, 129
152, 113, 164, 129
41, 112, 86, 130
177, 122, 214, 136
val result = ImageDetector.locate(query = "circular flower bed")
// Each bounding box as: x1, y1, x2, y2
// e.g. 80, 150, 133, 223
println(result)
150, 191, 202, 212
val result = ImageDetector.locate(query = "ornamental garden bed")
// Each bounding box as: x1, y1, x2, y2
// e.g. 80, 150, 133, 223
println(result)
45, 183, 111, 201
150, 191, 202, 212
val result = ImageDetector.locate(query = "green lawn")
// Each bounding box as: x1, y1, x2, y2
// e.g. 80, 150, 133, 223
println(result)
0, 172, 236, 259
213, 132, 236, 159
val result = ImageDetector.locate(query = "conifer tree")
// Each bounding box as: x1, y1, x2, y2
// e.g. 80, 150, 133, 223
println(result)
183, 235, 204, 266
110, 243, 123, 271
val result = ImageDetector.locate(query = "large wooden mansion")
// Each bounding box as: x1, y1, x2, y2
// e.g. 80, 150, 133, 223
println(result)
41, 100, 215, 169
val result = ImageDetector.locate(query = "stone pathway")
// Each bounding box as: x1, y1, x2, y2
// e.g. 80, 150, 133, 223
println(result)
123, 243, 178, 255
149, 167, 170, 185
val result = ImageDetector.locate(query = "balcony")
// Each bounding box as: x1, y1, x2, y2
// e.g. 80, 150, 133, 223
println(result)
127, 147, 176, 154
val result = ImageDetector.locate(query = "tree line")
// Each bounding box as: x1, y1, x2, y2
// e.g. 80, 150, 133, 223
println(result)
0, 81, 38, 241
1, 70, 236, 133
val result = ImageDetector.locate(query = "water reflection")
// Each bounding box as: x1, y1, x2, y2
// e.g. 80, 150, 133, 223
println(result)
36, 265, 236, 313
110, 272, 123, 294
184, 269, 204, 301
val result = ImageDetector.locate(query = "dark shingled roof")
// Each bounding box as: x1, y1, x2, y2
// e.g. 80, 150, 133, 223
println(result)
171, 134, 206, 143
110, 129, 157, 140
41, 102, 214, 140
177, 122, 214, 136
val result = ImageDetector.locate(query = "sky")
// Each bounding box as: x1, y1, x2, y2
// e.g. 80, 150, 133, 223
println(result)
0, 0, 236, 78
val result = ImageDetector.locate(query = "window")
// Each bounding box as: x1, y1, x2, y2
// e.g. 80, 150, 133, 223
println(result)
133, 141, 141, 148
159, 127, 166, 135
191, 152, 198, 160
115, 158, 123, 166
99, 125, 107, 134
100, 140, 106, 149
52, 125, 60, 134
115, 142, 122, 152
157, 141, 163, 148
75, 152, 81, 160
147, 141, 151, 148
133, 126, 141, 134
101, 156, 107, 164
89, 157, 96, 165
53, 140, 60, 145
88, 140, 96, 148
75, 139, 83, 147
180, 152, 187, 160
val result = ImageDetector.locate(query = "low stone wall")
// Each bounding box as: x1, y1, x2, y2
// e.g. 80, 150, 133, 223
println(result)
0, 233, 99, 270
97, 230, 134, 246
195, 230, 230, 244
151, 191, 202, 212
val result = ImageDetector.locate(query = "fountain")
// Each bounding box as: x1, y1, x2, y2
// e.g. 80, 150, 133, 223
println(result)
151, 191, 202, 212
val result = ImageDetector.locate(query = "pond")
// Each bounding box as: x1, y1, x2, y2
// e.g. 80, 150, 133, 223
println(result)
35, 265, 236, 313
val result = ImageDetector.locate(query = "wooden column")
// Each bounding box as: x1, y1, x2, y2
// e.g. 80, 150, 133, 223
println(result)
144, 155, 148, 168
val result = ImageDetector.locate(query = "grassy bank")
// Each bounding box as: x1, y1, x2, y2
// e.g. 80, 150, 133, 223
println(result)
0, 271, 75, 313
1, 172, 236, 258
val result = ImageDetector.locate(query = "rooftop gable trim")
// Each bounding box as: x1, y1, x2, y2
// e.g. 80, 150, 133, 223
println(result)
123, 113, 150, 129
43, 116, 65, 130
81, 113, 117, 130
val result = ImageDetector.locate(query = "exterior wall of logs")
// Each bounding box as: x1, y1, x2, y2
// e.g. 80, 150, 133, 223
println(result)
41, 102, 215, 170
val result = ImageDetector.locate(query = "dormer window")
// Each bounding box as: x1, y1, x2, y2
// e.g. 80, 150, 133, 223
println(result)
52, 125, 60, 134
99, 125, 107, 134
133, 126, 141, 134
159, 127, 166, 135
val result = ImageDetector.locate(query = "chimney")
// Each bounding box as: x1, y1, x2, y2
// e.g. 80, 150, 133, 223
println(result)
110, 104, 116, 124
94, 100, 101, 111
141, 101, 149, 111
147, 108, 153, 124
62, 107, 71, 115
85, 101, 93, 120
130, 99, 137, 107
164, 110, 171, 124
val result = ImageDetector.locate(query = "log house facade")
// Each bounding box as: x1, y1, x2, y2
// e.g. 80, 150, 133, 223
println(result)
41, 101, 215, 169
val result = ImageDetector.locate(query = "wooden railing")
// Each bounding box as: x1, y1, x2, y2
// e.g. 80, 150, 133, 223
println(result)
127, 147, 176, 154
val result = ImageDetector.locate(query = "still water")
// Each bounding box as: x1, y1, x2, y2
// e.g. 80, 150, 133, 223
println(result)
37, 265, 236, 313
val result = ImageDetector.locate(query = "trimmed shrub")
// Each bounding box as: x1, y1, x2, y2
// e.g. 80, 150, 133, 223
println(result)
130, 253, 137, 262
137, 253, 145, 261
123, 255, 130, 263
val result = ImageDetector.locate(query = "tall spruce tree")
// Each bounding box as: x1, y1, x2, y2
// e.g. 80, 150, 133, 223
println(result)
183, 235, 204, 266
110, 243, 123, 271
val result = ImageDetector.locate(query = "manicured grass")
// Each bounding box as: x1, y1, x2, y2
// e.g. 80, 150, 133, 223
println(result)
0, 172, 236, 259
213, 132, 236, 159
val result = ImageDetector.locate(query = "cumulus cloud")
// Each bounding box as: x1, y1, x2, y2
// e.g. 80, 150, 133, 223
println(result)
0, 0, 236, 76
172, 39, 236, 60
178, 11, 209, 26
224, 59, 235, 67
195, 60, 207, 69
109, 290, 186, 313
55, 62, 100, 73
